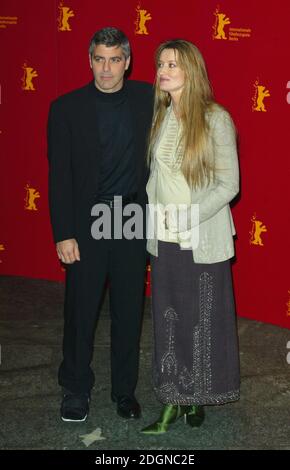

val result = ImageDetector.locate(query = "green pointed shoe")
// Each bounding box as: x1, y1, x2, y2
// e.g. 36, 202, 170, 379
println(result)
184, 405, 205, 428
141, 404, 187, 435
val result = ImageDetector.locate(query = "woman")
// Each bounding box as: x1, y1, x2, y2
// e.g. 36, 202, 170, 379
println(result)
142, 40, 240, 434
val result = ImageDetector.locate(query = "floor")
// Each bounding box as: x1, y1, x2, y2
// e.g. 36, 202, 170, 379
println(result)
0, 275, 290, 450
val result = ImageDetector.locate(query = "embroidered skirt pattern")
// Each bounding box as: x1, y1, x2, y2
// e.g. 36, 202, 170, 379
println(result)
151, 241, 240, 405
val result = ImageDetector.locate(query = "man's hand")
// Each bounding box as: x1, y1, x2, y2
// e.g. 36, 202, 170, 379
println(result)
56, 239, 80, 264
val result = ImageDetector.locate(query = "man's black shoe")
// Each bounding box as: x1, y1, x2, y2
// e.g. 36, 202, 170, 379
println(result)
112, 395, 141, 419
61, 389, 90, 422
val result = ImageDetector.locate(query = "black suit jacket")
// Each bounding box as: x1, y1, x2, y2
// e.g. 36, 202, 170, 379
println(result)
47, 80, 153, 244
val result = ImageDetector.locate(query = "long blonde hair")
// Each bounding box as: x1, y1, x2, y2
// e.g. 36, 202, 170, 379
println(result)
148, 39, 217, 189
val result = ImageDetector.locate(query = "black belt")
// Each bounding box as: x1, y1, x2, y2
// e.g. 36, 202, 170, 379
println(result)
96, 193, 138, 208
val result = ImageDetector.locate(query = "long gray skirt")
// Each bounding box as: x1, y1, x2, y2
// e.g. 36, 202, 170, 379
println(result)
151, 241, 240, 406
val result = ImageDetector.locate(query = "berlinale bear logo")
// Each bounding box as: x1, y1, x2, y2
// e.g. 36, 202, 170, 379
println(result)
22, 64, 38, 91
135, 4, 152, 35
58, 2, 74, 31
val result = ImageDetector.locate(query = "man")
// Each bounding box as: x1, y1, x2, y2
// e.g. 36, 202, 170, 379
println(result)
47, 27, 153, 422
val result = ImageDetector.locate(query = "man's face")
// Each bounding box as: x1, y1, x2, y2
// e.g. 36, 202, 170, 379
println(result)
89, 44, 130, 93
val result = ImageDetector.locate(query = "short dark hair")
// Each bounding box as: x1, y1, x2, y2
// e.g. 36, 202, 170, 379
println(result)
89, 27, 130, 59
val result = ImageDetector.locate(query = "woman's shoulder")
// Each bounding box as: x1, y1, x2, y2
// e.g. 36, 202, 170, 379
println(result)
206, 103, 236, 132
206, 103, 231, 120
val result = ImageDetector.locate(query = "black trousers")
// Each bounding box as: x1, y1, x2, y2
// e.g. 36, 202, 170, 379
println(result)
58, 215, 147, 396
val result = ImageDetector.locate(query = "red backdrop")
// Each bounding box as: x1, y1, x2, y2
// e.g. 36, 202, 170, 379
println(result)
0, 0, 289, 327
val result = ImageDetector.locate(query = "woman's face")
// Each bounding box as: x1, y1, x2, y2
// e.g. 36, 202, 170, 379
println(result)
157, 48, 185, 96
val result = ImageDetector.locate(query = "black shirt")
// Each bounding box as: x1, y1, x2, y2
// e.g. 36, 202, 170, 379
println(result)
94, 83, 137, 198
